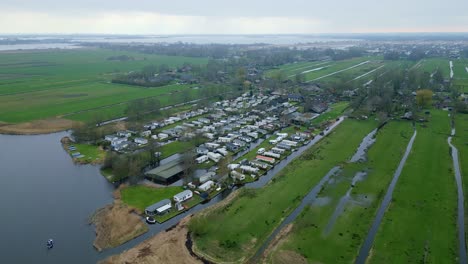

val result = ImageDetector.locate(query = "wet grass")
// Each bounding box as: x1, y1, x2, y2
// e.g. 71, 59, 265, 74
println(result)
368, 110, 457, 263
189, 119, 377, 262
270, 121, 414, 263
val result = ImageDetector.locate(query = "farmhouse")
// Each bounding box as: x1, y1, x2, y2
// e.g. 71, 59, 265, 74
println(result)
173, 190, 193, 203
145, 199, 172, 216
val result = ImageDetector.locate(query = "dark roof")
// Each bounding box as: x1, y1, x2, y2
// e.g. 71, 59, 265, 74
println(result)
145, 158, 184, 180
145, 199, 171, 212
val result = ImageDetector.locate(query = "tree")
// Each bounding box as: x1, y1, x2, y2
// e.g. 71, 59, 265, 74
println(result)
295, 73, 306, 84
181, 151, 196, 184
416, 89, 433, 108
217, 154, 232, 181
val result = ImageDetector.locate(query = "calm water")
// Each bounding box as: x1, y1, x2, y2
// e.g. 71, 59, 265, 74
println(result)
0, 132, 114, 263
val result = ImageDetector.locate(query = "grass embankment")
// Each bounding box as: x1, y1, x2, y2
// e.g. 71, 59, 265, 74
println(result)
188, 119, 377, 262
268, 121, 413, 263
368, 110, 457, 263
0, 49, 208, 126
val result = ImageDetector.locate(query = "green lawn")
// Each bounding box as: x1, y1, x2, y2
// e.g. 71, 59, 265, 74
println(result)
368, 110, 457, 263
67, 143, 106, 163
189, 119, 377, 262
311, 102, 349, 125
160, 140, 195, 159
419, 58, 451, 78
0, 49, 208, 123
120, 185, 184, 212
272, 121, 414, 263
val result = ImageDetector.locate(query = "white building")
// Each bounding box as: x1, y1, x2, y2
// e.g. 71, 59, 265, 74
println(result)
173, 190, 193, 203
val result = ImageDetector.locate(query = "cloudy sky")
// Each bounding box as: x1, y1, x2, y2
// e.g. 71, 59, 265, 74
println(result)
0, 0, 467, 34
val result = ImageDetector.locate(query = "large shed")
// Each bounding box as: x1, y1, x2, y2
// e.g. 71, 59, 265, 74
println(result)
145, 158, 185, 184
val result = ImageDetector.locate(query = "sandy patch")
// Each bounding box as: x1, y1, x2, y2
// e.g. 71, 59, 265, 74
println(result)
0, 118, 74, 135
99, 216, 202, 264
91, 201, 148, 252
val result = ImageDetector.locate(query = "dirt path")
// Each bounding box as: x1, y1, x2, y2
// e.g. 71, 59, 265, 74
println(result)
99, 216, 202, 264
0, 118, 74, 135
259, 224, 308, 264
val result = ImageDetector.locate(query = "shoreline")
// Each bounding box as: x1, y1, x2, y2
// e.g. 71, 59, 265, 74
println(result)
0, 118, 74, 135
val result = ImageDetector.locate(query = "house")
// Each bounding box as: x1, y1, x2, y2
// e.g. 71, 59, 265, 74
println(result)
205, 142, 220, 150
231, 171, 246, 181
117, 131, 132, 137
197, 171, 215, 184
288, 94, 304, 102
277, 143, 292, 150
198, 180, 214, 191
104, 134, 119, 142
145, 199, 172, 216
196, 155, 209, 164
141, 130, 152, 137
264, 151, 281, 159
250, 160, 270, 169
281, 139, 298, 147
196, 146, 209, 155
173, 190, 193, 203
271, 147, 286, 154
114, 141, 130, 151
216, 148, 228, 156
240, 165, 259, 174
134, 138, 148, 145
256, 155, 275, 164
158, 133, 169, 140
207, 152, 222, 163
226, 143, 240, 152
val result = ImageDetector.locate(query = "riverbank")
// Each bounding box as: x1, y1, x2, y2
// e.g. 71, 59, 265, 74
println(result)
99, 216, 202, 264
0, 118, 73, 135
91, 188, 148, 252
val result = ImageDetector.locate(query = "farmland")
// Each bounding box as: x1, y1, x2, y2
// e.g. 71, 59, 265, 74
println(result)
0, 49, 208, 128
189, 119, 377, 262
266, 121, 414, 263
454, 114, 468, 232
266, 57, 385, 83
368, 110, 457, 263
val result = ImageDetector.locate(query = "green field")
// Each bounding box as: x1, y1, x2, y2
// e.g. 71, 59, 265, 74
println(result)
311, 102, 349, 125
368, 110, 457, 263
121, 185, 184, 212
270, 121, 413, 263
189, 119, 377, 262
66, 143, 106, 163
266, 57, 383, 83
0, 49, 207, 124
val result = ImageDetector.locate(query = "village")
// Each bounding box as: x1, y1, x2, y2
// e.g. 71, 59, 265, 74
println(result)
88, 91, 337, 224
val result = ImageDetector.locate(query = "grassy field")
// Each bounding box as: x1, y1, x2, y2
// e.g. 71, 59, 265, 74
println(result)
368, 110, 457, 263
120, 185, 184, 212
0, 49, 207, 124
270, 121, 413, 263
189, 119, 377, 262
67, 143, 106, 164
266, 57, 382, 83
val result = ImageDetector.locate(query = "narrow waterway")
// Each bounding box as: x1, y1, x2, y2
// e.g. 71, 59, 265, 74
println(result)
355, 129, 417, 264
448, 128, 467, 264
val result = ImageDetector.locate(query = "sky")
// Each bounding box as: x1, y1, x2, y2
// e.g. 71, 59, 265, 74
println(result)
0, 0, 467, 34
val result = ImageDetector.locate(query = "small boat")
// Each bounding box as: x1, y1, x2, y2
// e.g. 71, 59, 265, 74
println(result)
46, 239, 54, 249
146, 216, 156, 224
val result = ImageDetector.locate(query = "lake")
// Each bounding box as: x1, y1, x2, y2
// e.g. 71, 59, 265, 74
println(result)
0, 132, 114, 263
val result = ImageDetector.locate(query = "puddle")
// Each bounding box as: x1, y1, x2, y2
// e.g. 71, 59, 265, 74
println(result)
350, 129, 377, 163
